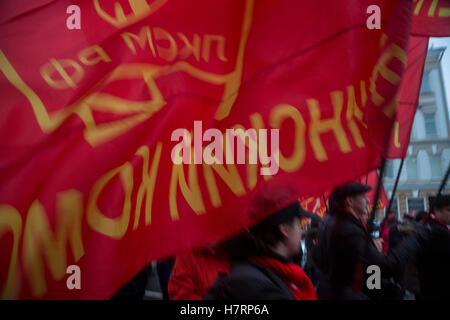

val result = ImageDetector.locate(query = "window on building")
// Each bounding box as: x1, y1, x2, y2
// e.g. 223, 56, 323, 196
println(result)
385, 160, 395, 179
406, 157, 418, 180
430, 155, 442, 180
407, 197, 425, 216
420, 72, 431, 93
424, 113, 437, 137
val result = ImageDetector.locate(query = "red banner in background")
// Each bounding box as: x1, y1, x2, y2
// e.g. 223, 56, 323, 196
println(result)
300, 193, 329, 219
411, 0, 450, 37
0, 1, 414, 299
365, 170, 389, 211
300, 169, 389, 221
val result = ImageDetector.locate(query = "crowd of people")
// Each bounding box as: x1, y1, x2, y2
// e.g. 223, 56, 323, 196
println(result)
114, 182, 450, 300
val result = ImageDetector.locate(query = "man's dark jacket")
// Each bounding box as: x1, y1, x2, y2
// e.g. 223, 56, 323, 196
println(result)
314, 210, 423, 300
204, 260, 296, 300
414, 218, 450, 300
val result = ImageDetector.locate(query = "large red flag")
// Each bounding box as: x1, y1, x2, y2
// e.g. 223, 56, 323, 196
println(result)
0, 1, 414, 299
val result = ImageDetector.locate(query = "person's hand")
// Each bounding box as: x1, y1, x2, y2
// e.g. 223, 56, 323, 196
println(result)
373, 238, 384, 253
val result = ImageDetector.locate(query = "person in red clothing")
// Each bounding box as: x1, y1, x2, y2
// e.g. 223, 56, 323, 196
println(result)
168, 244, 230, 300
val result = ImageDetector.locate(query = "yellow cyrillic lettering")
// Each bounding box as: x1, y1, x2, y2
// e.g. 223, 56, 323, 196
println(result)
203, 160, 245, 208
250, 113, 274, 180
121, 26, 157, 56
428, 0, 438, 17
93, 0, 167, 29
414, 0, 425, 15
369, 38, 407, 118
346, 84, 367, 125
169, 159, 205, 221
300, 197, 314, 211
308, 92, 352, 161
230, 128, 257, 165
23, 190, 84, 297
40, 58, 84, 89
439, 6, 450, 17
394, 121, 401, 148
229, 124, 258, 189
133, 143, 162, 229
154, 27, 178, 61
269, 104, 306, 172
346, 85, 366, 147
87, 163, 133, 239
0, 206, 22, 299
177, 33, 201, 61
78, 45, 111, 66
202, 35, 227, 62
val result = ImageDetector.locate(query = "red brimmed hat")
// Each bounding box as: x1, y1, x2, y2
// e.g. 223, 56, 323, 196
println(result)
245, 183, 311, 229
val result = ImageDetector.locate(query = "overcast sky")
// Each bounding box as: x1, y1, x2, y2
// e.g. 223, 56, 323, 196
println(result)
428, 37, 450, 120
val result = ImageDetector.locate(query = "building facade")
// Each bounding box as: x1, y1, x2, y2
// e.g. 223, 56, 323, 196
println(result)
384, 47, 450, 219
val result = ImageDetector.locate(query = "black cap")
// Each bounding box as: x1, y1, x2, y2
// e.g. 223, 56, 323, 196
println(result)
332, 182, 372, 200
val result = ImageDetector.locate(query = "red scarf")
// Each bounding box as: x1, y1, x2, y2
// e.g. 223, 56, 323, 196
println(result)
428, 213, 450, 230
343, 210, 367, 231
250, 256, 318, 300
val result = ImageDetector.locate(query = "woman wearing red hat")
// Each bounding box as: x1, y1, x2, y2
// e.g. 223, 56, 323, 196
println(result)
205, 184, 317, 300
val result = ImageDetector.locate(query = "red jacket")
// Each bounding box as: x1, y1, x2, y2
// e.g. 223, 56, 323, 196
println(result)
380, 226, 390, 255
168, 247, 230, 300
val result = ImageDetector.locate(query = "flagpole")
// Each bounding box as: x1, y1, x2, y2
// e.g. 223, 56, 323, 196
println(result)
437, 162, 450, 196
386, 158, 405, 215
322, 193, 328, 213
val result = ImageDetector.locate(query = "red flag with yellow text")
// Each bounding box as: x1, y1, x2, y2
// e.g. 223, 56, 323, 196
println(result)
0, 0, 415, 299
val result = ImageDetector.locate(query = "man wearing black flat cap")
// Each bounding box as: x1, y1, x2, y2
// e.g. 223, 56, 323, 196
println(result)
315, 182, 424, 300
316, 182, 377, 299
